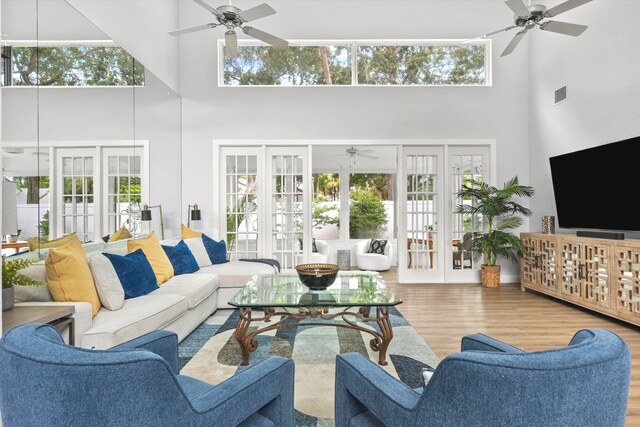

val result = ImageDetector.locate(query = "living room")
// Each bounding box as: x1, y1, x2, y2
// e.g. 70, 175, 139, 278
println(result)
1, 0, 638, 425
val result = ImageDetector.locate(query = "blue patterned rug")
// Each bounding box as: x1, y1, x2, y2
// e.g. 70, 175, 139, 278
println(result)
179, 307, 439, 426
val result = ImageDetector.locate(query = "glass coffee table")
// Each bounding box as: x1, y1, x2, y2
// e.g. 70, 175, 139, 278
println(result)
229, 272, 402, 366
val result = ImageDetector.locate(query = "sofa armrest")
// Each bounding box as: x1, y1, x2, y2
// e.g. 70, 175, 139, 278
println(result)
111, 330, 179, 374
15, 301, 92, 347
461, 333, 526, 354
335, 353, 420, 427
190, 357, 295, 427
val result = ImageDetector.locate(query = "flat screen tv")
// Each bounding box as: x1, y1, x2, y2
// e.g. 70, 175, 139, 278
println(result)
549, 135, 640, 232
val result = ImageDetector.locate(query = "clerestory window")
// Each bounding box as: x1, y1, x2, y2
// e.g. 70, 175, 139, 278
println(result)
220, 40, 490, 87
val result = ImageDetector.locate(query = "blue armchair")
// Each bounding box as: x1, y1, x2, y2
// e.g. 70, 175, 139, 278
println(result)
335, 328, 631, 427
0, 323, 295, 427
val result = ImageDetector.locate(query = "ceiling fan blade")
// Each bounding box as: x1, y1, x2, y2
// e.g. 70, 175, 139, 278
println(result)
462, 25, 518, 44
545, 0, 593, 17
168, 23, 216, 36
505, 0, 531, 18
239, 3, 277, 22
358, 150, 374, 154
242, 26, 289, 48
500, 29, 528, 57
540, 20, 588, 37
225, 31, 239, 58
193, 0, 224, 18
358, 154, 379, 160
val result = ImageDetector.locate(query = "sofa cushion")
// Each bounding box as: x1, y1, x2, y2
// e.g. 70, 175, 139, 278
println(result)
83, 294, 188, 349
202, 234, 229, 265
198, 261, 276, 288
13, 261, 53, 303
183, 237, 212, 268
162, 240, 200, 275
88, 253, 126, 310
102, 250, 158, 301
152, 274, 219, 309
107, 226, 132, 243
181, 224, 203, 239
45, 237, 101, 317
103, 239, 129, 256
28, 232, 76, 252
127, 231, 174, 285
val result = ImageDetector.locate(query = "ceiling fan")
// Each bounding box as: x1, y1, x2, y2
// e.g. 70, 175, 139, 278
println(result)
168, 0, 289, 59
470, 0, 593, 57
345, 147, 378, 160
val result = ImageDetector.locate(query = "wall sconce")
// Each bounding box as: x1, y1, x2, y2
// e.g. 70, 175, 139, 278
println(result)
141, 204, 164, 239
187, 203, 201, 228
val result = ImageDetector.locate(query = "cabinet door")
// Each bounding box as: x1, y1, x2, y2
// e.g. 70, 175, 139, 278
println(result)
560, 241, 583, 299
539, 238, 558, 292
582, 243, 610, 308
520, 235, 539, 286
614, 247, 640, 322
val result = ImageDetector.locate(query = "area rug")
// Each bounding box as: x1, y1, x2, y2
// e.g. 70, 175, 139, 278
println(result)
179, 307, 440, 426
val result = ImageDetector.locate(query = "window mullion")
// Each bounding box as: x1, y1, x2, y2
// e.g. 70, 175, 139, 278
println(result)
352, 41, 358, 86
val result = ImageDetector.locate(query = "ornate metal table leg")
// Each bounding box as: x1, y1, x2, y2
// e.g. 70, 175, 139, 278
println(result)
372, 306, 393, 366
235, 307, 258, 366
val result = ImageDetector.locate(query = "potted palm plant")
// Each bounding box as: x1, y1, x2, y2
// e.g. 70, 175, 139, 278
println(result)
2, 255, 44, 311
456, 176, 534, 288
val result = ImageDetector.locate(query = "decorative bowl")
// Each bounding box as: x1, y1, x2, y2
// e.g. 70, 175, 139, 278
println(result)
295, 263, 339, 291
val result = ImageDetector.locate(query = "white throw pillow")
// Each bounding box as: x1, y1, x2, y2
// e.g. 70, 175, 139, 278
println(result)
184, 238, 213, 267
88, 253, 125, 311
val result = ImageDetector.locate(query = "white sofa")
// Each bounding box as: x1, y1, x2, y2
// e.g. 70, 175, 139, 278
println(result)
13, 236, 277, 349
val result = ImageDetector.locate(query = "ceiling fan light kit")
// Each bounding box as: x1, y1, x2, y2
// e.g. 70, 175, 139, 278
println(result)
169, 0, 289, 58
468, 0, 592, 57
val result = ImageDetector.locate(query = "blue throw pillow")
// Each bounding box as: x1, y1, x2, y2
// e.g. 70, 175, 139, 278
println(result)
103, 249, 158, 299
162, 240, 200, 275
202, 234, 229, 265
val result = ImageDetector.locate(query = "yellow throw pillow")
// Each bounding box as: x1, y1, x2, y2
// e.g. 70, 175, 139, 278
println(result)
107, 226, 132, 243
127, 231, 174, 285
29, 232, 77, 252
45, 236, 101, 317
181, 224, 202, 239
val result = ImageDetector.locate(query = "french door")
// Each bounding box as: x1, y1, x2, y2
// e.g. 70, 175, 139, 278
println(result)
399, 147, 445, 283
447, 146, 490, 282
220, 146, 310, 269
54, 147, 146, 243
398, 145, 490, 283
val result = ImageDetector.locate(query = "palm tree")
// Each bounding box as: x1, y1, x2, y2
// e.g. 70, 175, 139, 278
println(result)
456, 176, 534, 276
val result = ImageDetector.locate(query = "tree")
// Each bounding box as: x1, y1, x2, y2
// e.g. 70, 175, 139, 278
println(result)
224, 46, 351, 86
11, 46, 144, 86
349, 190, 388, 239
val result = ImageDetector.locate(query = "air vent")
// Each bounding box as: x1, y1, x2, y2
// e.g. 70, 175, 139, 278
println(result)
554, 86, 567, 105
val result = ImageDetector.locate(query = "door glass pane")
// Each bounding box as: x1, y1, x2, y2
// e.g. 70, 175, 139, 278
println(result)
271, 154, 304, 269
406, 155, 437, 271
451, 153, 484, 270
225, 154, 259, 261
61, 154, 94, 243
105, 153, 142, 235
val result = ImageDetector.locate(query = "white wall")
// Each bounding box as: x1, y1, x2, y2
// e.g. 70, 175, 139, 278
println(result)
179, 0, 531, 281
2, 74, 183, 238
529, 0, 640, 235
66, 0, 181, 94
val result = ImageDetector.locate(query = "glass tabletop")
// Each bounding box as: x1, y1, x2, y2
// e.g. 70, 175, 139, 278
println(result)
228, 272, 402, 308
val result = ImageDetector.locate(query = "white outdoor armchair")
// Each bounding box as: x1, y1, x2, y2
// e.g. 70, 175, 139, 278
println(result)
354, 239, 393, 271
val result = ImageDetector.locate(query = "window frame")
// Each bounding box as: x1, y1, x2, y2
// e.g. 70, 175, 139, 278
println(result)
217, 38, 492, 87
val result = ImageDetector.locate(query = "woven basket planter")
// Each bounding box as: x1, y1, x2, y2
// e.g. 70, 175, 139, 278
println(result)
481, 264, 501, 288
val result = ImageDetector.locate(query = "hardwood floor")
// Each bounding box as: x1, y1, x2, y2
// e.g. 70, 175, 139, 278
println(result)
379, 268, 640, 426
